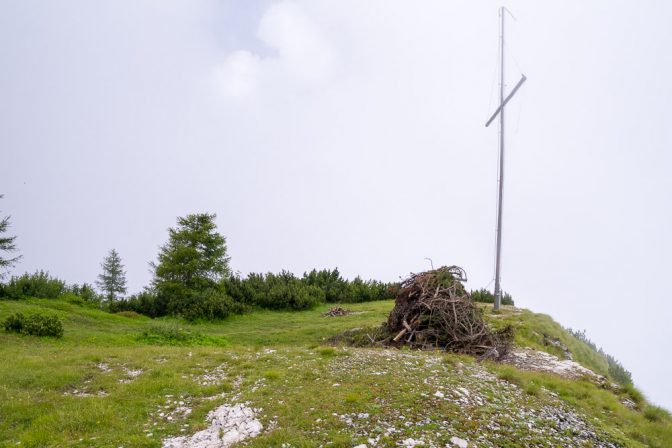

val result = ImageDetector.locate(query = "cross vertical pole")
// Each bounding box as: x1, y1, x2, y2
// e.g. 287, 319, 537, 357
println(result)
493, 6, 505, 311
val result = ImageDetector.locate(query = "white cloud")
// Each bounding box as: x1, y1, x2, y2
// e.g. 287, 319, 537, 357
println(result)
258, 1, 336, 82
212, 50, 262, 98
213, 0, 337, 97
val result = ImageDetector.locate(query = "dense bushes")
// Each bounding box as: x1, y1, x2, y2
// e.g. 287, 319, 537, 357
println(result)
167, 288, 244, 321
3, 312, 64, 338
301, 268, 349, 302
108, 290, 167, 318
301, 268, 395, 303
470, 288, 515, 306
109, 287, 244, 321
300, 268, 393, 303
108, 268, 396, 320
68, 283, 98, 303
1, 271, 66, 299
223, 271, 324, 311
0, 271, 101, 307
222, 269, 395, 310
3, 312, 24, 332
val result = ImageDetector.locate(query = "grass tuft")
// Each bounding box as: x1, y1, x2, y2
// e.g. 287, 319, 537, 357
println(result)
137, 323, 227, 346
263, 369, 282, 380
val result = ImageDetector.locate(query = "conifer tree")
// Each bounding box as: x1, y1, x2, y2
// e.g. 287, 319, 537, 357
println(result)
152, 213, 230, 301
0, 195, 21, 278
96, 249, 127, 302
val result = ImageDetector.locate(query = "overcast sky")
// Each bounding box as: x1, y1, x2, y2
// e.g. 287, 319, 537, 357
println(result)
1, 0, 671, 410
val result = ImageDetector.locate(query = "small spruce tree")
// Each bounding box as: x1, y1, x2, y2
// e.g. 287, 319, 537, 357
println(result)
96, 249, 127, 302
0, 195, 21, 279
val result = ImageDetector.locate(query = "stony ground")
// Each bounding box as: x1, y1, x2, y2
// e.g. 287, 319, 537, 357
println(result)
153, 347, 624, 448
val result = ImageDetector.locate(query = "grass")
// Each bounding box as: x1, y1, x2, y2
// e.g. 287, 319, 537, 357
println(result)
480, 304, 611, 376
0, 297, 670, 447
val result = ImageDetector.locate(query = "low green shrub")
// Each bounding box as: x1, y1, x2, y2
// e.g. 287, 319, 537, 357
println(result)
110, 288, 244, 321
108, 290, 167, 318
61, 293, 86, 306
301, 268, 396, 303
109, 268, 396, 319
228, 271, 325, 311
265, 282, 325, 311
3, 312, 25, 332
1, 271, 66, 299
167, 288, 244, 321
222, 269, 397, 311
3, 312, 64, 338
22, 314, 64, 337
470, 288, 515, 306
66, 283, 100, 305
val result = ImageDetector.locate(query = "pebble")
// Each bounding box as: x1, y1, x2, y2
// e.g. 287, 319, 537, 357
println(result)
450, 436, 468, 448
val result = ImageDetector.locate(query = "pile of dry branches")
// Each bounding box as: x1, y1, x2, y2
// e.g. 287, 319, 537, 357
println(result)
385, 266, 512, 360
322, 306, 352, 317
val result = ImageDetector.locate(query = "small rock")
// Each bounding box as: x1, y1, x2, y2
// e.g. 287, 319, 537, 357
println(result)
450, 436, 468, 448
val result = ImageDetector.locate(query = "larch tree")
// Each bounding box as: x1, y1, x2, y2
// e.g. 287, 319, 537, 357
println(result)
96, 249, 127, 302
151, 213, 231, 302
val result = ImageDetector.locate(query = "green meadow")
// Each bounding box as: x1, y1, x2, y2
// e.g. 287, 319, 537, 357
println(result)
1, 299, 670, 447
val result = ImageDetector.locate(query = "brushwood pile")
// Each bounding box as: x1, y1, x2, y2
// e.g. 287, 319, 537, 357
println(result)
384, 266, 513, 360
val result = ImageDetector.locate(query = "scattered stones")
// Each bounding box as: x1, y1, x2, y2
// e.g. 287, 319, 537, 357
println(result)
401, 438, 425, 447
324, 348, 620, 447
96, 362, 112, 373
621, 397, 637, 410
64, 388, 108, 398
502, 348, 604, 381
119, 366, 144, 384
162, 403, 263, 448
192, 363, 228, 386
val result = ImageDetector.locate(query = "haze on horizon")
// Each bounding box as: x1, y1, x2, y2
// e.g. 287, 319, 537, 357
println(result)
1, 1, 671, 410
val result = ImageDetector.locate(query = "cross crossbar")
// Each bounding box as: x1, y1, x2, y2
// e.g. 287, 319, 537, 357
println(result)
485, 74, 527, 127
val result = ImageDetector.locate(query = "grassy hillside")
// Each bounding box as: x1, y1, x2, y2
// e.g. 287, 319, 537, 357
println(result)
0, 299, 670, 447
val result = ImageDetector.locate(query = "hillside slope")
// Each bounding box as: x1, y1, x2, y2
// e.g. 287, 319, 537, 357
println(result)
0, 299, 670, 447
